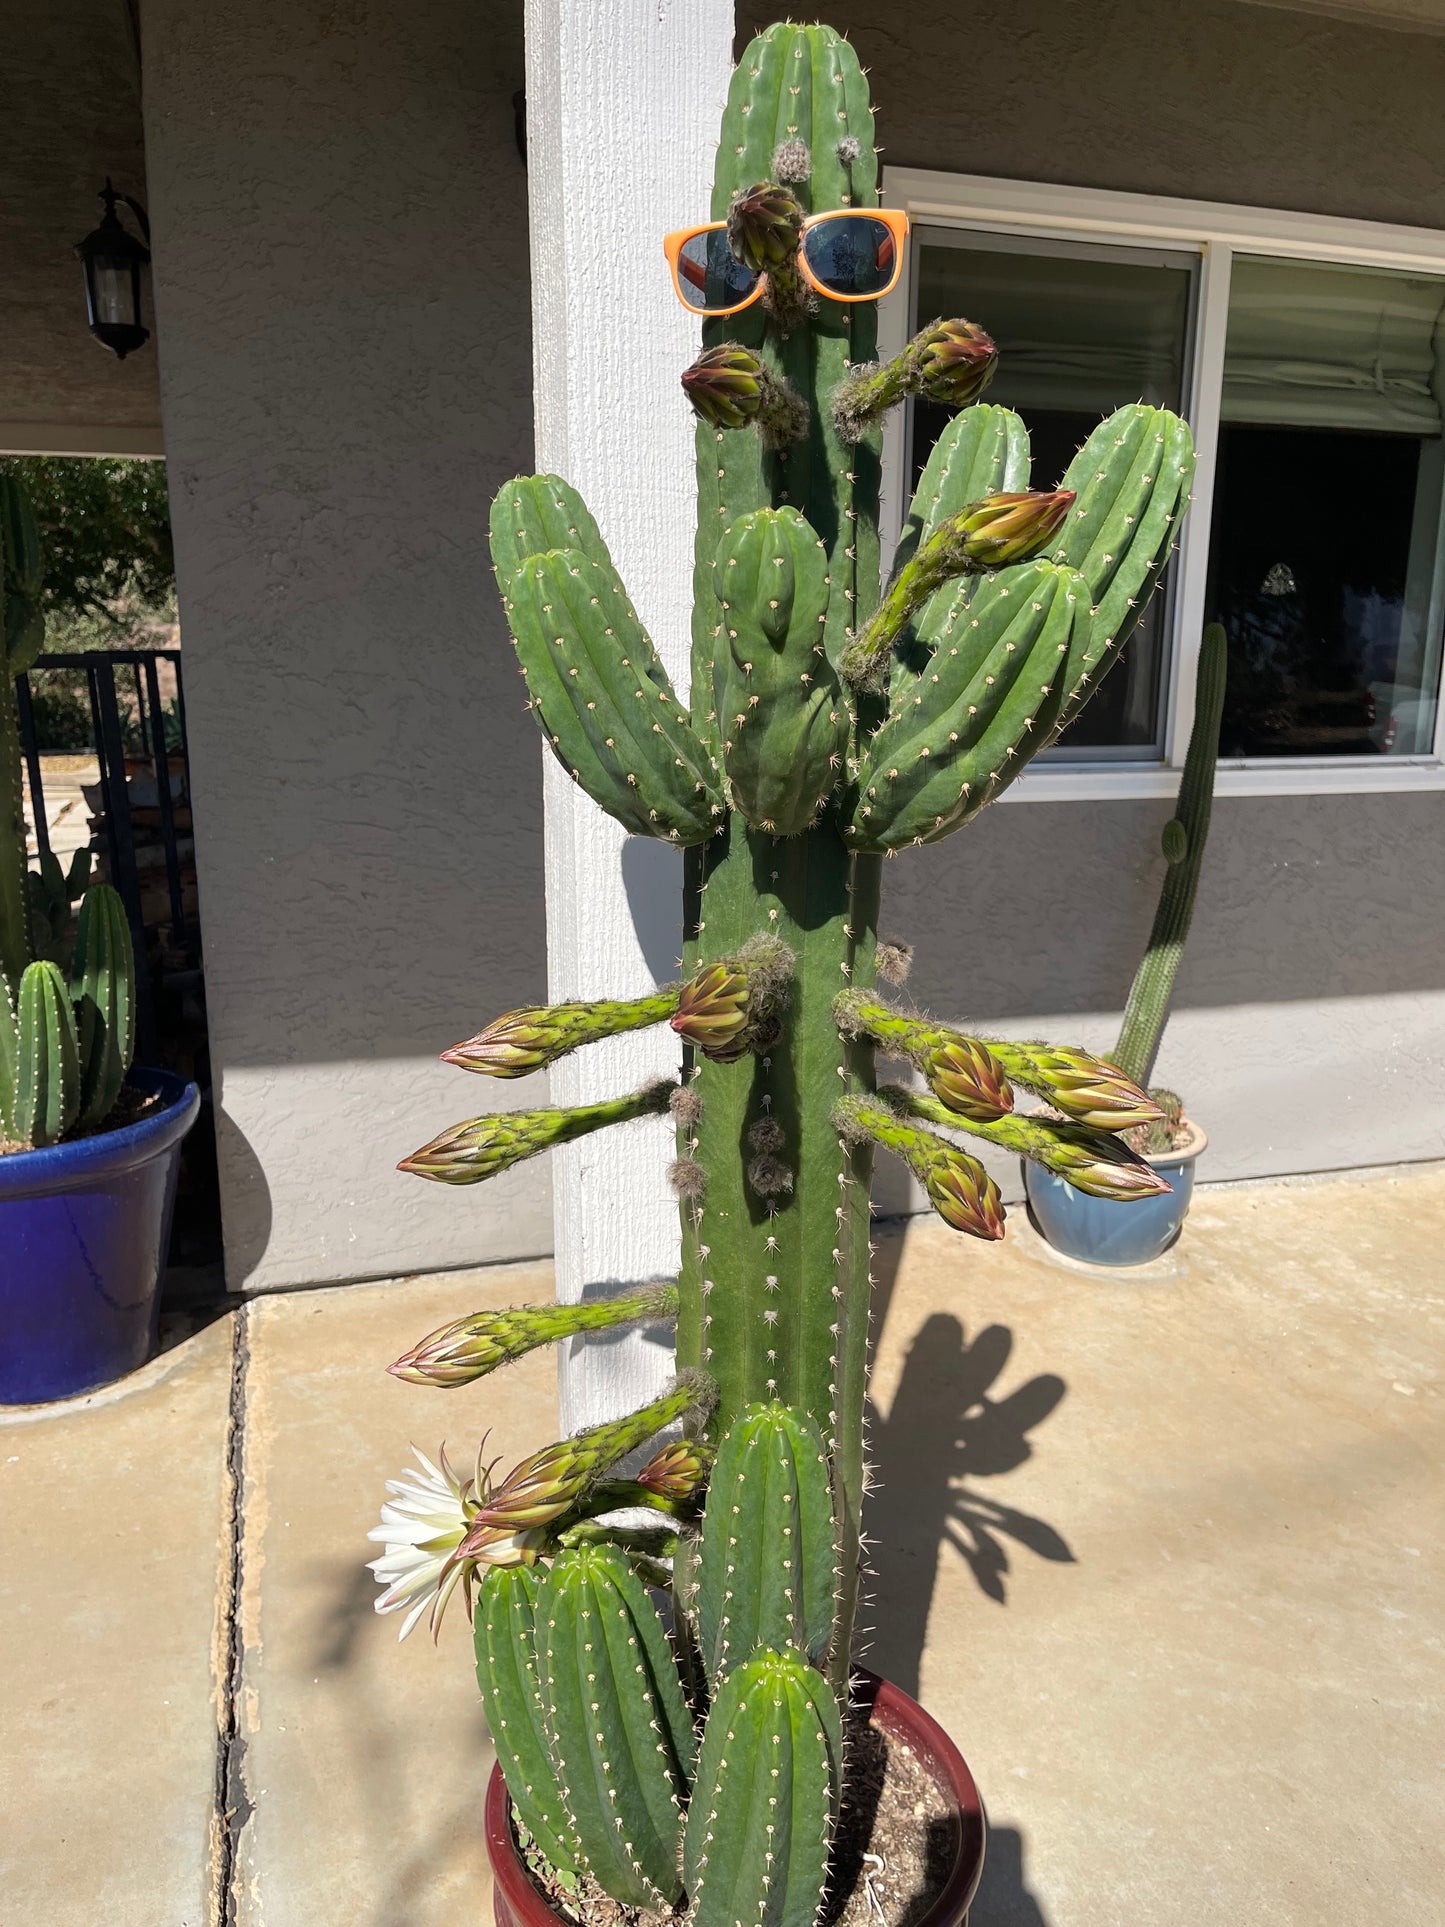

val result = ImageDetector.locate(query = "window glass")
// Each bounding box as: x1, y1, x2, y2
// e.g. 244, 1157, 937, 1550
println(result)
1207, 255, 1445, 758
910, 233, 1195, 754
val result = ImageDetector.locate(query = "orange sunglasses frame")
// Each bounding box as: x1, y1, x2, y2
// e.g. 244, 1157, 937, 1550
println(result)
662, 207, 910, 317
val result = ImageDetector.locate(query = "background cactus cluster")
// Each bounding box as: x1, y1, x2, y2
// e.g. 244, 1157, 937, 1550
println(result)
0, 474, 136, 1151
377, 20, 1197, 1921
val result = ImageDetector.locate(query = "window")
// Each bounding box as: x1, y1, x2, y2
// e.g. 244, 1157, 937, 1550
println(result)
880, 171, 1445, 798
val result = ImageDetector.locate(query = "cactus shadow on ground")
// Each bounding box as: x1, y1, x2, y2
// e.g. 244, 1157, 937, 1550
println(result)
966, 1824, 1052, 1926
862, 1241, 1074, 1696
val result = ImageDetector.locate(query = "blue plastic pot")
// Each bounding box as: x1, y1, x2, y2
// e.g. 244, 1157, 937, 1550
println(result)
0, 1068, 200, 1404
1022, 1126, 1207, 1267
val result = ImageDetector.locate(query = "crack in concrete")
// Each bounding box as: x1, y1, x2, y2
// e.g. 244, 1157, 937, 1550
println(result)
212, 1302, 253, 1927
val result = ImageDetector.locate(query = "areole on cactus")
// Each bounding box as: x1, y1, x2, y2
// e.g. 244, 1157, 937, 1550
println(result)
377, 18, 1197, 1921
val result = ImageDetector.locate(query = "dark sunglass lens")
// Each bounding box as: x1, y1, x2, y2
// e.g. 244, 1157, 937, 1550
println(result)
677, 230, 760, 312
803, 216, 896, 297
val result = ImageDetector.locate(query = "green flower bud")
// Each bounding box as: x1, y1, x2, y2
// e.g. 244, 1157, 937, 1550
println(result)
913, 317, 998, 409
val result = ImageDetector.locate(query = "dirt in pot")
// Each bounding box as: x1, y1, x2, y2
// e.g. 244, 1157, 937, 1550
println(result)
514, 1716, 955, 1927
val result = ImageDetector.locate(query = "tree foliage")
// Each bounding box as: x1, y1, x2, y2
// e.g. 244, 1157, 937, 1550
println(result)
0, 457, 174, 632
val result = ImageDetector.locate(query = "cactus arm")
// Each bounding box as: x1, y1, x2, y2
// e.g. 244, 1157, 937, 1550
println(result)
14, 958, 80, 1147
1114, 622, 1227, 1087
845, 558, 1088, 851
1047, 405, 1197, 741
489, 473, 613, 582
474, 1566, 582, 1879
684, 1649, 840, 1927
503, 548, 722, 844
714, 508, 849, 835
71, 883, 135, 1129
533, 1546, 688, 1908
696, 1402, 837, 1683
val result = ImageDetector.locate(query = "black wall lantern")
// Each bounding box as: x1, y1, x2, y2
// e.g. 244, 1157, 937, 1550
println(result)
76, 179, 152, 360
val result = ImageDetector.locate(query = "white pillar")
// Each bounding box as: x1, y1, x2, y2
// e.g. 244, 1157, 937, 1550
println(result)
524, 0, 735, 1431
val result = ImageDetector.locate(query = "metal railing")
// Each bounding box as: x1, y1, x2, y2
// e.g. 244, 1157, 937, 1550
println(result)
14, 649, 192, 1060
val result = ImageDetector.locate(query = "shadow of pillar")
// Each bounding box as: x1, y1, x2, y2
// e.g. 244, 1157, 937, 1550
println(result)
862, 1313, 1075, 1697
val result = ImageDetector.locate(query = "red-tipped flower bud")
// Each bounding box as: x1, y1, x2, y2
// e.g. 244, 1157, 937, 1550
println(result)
727, 180, 804, 272
949, 490, 1076, 569
923, 1144, 1007, 1241
988, 1040, 1165, 1132
681, 345, 809, 450
913, 318, 998, 409
672, 960, 750, 1058
634, 1438, 715, 1503
925, 1037, 1014, 1123
682, 345, 767, 431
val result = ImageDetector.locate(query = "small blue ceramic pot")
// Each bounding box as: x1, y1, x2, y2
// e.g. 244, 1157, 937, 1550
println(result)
0, 1068, 200, 1404
1022, 1127, 1207, 1268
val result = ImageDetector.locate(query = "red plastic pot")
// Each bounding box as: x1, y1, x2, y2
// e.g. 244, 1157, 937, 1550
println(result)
486, 1669, 986, 1927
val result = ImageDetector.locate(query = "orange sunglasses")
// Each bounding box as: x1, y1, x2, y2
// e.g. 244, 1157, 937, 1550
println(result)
663, 208, 909, 316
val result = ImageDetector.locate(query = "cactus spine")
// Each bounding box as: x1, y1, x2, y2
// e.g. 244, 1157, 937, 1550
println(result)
383, 20, 1197, 1920
0, 474, 138, 1148
1113, 624, 1227, 1091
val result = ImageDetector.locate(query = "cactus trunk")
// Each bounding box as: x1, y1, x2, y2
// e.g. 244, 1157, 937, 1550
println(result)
676, 822, 878, 1681
0, 634, 31, 989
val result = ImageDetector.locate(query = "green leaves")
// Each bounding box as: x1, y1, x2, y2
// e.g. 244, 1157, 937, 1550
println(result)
492, 474, 724, 843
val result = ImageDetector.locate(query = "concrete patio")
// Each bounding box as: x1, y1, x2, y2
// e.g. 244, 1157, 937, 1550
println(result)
3, 1160, 1442, 1927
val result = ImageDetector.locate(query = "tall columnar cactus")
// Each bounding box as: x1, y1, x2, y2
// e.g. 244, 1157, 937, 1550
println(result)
1113, 624, 1227, 1114
0, 473, 137, 1149
376, 20, 1197, 1918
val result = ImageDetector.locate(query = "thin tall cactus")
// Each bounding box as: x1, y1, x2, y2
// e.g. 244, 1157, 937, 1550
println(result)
375, 21, 1196, 1917
1113, 623, 1228, 1099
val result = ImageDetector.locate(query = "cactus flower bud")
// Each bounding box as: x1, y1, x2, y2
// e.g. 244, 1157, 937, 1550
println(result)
682, 344, 767, 430
925, 1036, 1014, 1123
463, 1372, 715, 1544
388, 1284, 680, 1387
913, 318, 998, 409
681, 345, 808, 449
833, 1094, 1006, 1241
946, 490, 1076, 569
672, 960, 750, 1055
921, 1142, 1006, 1240
893, 1086, 1172, 1203
633, 1438, 715, 1503
442, 991, 677, 1078
399, 1082, 675, 1185
727, 180, 804, 272
986, 1039, 1164, 1132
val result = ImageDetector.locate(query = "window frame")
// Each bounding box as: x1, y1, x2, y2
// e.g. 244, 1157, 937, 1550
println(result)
878, 167, 1445, 800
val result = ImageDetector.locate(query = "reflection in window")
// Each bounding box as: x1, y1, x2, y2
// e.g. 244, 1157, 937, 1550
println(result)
1207, 256, 1445, 758
910, 235, 1194, 754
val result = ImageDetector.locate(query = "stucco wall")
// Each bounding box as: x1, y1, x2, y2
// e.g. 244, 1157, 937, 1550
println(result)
1, 0, 162, 450
822, 0, 1445, 1207
141, 0, 549, 1288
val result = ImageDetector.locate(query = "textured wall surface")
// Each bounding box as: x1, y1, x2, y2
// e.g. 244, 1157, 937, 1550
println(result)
142, 0, 548, 1288
0, 0, 162, 447
820, 0, 1445, 227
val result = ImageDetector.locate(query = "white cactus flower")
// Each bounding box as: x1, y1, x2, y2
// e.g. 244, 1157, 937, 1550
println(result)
366, 1443, 542, 1641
